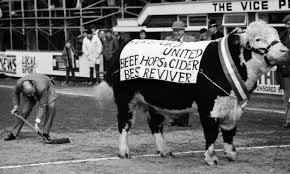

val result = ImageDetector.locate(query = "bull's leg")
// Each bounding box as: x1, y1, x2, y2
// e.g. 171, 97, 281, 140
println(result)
221, 127, 237, 161
117, 104, 133, 158
148, 108, 173, 157
198, 109, 219, 165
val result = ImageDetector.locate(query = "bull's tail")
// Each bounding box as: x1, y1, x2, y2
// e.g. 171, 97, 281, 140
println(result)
94, 81, 114, 102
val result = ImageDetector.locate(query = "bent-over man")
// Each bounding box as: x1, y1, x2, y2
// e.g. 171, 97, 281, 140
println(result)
4, 74, 57, 141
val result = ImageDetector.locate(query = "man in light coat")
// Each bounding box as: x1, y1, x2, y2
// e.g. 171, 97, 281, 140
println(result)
165, 21, 196, 42
82, 29, 103, 85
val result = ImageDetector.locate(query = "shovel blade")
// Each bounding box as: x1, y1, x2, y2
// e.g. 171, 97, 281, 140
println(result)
43, 138, 70, 144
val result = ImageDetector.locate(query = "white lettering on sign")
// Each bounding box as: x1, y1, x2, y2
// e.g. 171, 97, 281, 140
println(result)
254, 68, 283, 95
211, 0, 284, 12
279, 0, 290, 9
120, 39, 211, 83
0, 53, 17, 74
213, 1, 269, 12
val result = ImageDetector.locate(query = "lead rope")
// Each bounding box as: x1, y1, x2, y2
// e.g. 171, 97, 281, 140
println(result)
270, 102, 289, 173
199, 69, 237, 100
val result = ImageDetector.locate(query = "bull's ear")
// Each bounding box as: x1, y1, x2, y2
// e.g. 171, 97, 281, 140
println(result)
239, 33, 249, 47
228, 34, 241, 46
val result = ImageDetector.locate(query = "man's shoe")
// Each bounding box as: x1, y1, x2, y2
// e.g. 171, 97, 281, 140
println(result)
168, 121, 176, 126
4, 133, 16, 141
43, 134, 51, 141
284, 123, 290, 128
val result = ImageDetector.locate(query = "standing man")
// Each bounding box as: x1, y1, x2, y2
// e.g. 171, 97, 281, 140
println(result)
165, 21, 196, 42
208, 19, 223, 40
103, 29, 119, 73
82, 29, 103, 85
139, 30, 147, 40
199, 28, 211, 41
165, 21, 196, 127
62, 40, 76, 86
277, 14, 290, 128
4, 74, 57, 141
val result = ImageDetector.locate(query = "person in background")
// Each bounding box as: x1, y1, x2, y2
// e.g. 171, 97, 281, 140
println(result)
82, 29, 103, 85
113, 31, 123, 46
208, 19, 223, 40
62, 40, 76, 86
276, 14, 290, 128
103, 29, 119, 73
165, 21, 196, 42
139, 30, 147, 39
99, 30, 106, 42
165, 21, 196, 127
4, 74, 57, 141
199, 28, 211, 41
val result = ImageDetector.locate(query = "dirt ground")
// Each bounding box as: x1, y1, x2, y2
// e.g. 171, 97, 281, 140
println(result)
0, 78, 290, 174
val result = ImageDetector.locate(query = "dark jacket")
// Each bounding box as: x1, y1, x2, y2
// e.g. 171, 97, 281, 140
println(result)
211, 30, 224, 40
12, 74, 57, 120
103, 37, 119, 61
62, 46, 76, 68
276, 30, 290, 89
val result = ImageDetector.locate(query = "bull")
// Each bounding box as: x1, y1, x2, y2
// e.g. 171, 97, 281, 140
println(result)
102, 21, 289, 165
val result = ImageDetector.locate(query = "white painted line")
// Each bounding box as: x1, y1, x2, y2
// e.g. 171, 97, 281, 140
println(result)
0, 144, 289, 170
245, 107, 285, 114
56, 91, 94, 97
0, 85, 13, 89
0, 84, 285, 113
0, 85, 95, 97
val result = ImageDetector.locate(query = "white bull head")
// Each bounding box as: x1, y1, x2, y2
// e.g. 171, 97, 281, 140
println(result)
241, 20, 289, 72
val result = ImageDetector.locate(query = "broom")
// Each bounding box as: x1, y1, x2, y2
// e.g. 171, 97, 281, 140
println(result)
13, 113, 70, 144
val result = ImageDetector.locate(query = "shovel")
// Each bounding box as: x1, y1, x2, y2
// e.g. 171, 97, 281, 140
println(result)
13, 113, 70, 144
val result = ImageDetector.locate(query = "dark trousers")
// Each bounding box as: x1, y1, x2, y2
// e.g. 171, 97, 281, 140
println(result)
170, 113, 189, 127
89, 64, 100, 83
65, 66, 75, 83
12, 97, 56, 136
103, 59, 111, 73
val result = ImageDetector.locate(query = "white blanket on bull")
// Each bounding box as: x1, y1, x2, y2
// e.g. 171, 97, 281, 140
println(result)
120, 39, 211, 83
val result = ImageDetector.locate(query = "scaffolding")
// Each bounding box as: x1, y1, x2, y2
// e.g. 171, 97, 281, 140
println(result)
0, 0, 148, 51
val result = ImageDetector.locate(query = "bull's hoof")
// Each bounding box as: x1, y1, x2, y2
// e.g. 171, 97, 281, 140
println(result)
157, 151, 175, 158
224, 143, 237, 161
118, 152, 131, 159
205, 155, 218, 166
224, 151, 237, 161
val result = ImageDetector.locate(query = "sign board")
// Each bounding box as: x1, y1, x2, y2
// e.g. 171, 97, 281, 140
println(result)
0, 52, 16, 74
254, 67, 283, 95
138, 0, 290, 24
120, 39, 211, 83
0, 51, 95, 78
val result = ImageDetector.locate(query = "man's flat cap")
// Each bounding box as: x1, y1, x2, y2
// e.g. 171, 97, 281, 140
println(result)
209, 19, 218, 27
172, 21, 185, 29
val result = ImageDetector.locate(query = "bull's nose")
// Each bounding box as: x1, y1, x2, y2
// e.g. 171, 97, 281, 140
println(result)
280, 48, 288, 53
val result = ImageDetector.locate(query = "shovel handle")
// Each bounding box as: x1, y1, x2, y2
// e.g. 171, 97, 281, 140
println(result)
12, 113, 49, 141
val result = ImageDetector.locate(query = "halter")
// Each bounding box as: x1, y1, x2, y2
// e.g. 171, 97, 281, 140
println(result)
246, 40, 280, 67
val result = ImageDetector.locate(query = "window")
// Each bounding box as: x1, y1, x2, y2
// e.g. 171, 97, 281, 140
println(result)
178, 15, 207, 31
188, 16, 207, 27
222, 13, 247, 27
258, 13, 288, 28
145, 15, 177, 27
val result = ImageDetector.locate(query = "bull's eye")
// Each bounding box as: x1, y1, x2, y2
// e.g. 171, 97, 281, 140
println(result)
255, 38, 261, 42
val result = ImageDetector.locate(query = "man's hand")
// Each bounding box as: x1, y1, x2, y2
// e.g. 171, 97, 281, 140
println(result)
34, 122, 40, 133
10, 106, 18, 115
